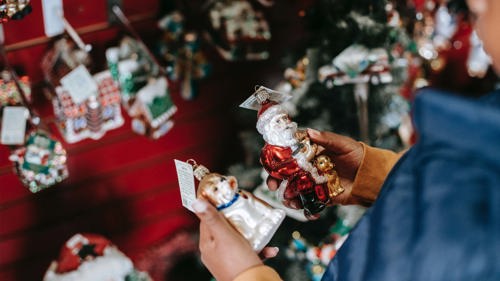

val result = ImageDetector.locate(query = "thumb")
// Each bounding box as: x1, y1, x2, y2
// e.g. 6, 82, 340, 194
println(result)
191, 199, 229, 234
307, 128, 358, 155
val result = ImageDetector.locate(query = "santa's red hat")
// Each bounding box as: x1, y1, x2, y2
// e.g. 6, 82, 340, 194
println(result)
55, 233, 111, 273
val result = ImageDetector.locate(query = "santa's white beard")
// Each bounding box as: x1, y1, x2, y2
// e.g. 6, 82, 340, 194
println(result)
43, 247, 134, 281
263, 122, 299, 147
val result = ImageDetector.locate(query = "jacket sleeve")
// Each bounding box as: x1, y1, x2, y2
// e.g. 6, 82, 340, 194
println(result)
350, 143, 402, 204
233, 265, 283, 281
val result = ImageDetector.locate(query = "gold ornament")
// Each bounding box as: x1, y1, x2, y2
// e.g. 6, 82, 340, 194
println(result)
314, 155, 345, 198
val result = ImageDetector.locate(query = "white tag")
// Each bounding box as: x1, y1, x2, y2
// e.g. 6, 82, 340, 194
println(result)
60, 65, 98, 104
42, 0, 64, 37
174, 160, 197, 212
239, 85, 292, 110
1, 106, 29, 145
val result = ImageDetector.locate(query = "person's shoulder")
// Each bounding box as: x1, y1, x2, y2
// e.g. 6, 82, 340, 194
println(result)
412, 87, 500, 165
479, 89, 500, 107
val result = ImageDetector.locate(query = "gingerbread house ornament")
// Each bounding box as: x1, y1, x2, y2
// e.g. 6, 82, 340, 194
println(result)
52, 69, 124, 143
128, 77, 176, 139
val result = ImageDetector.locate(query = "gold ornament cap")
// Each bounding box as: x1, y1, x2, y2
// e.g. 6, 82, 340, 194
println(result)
187, 159, 210, 181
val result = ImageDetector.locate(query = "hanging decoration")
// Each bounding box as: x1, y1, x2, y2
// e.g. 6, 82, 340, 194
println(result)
158, 11, 211, 100
318, 44, 393, 143
0, 0, 32, 22
42, 38, 124, 143
106, 37, 177, 139
51, 68, 124, 143
107, 6, 178, 139
0, 70, 31, 107
43, 233, 152, 281
9, 130, 68, 193
206, 0, 271, 61
1, 43, 69, 192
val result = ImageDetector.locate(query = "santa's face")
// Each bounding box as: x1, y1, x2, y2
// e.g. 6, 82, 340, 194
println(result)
263, 113, 298, 147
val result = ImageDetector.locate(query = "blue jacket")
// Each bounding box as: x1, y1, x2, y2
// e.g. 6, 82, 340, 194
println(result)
323, 89, 500, 281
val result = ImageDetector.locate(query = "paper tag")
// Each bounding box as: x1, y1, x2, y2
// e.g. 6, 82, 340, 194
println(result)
239, 85, 292, 110
174, 160, 197, 212
1, 106, 29, 145
60, 65, 98, 104
42, 0, 64, 37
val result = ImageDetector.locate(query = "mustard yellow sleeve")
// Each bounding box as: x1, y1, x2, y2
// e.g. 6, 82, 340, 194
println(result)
350, 143, 403, 204
233, 265, 283, 281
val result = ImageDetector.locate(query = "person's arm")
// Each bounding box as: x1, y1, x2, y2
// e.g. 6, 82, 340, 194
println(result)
192, 199, 282, 281
234, 265, 283, 281
349, 143, 402, 205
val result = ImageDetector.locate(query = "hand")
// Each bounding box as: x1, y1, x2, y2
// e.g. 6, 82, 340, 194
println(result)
267, 128, 364, 208
192, 199, 279, 281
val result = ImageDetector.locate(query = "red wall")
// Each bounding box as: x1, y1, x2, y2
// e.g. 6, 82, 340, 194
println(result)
0, 0, 311, 279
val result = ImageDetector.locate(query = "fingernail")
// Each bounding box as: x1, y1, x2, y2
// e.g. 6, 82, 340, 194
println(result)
191, 199, 208, 213
307, 128, 320, 137
271, 247, 280, 255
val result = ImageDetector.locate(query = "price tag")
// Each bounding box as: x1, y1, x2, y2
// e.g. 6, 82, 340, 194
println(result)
42, 0, 64, 37
60, 65, 98, 104
1, 106, 29, 145
239, 85, 291, 110
174, 160, 197, 212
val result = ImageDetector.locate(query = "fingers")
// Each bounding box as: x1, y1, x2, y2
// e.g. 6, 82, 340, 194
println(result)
304, 211, 321, 220
266, 176, 281, 191
259, 247, 279, 260
192, 199, 229, 237
307, 128, 359, 155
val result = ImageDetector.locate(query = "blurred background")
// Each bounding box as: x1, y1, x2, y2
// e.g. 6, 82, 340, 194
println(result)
0, 0, 497, 280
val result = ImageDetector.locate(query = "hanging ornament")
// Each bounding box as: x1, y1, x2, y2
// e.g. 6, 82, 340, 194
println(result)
172, 32, 211, 100
128, 77, 176, 139
9, 130, 68, 193
240, 86, 345, 217
106, 33, 177, 140
318, 44, 393, 143
0, 0, 32, 22
284, 56, 308, 90
52, 69, 124, 143
1, 43, 69, 192
41, 38, 92, 87
0, 70, 32, 107
157, 11, 185, 65
185, 160, 285, 251
43, 233, 152, 281
206, 0, 271, 61
158, 11, 211, 100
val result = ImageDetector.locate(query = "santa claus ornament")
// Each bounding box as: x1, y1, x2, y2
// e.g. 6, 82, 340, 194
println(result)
240, 86, 344, 217
43, 233, 152, 281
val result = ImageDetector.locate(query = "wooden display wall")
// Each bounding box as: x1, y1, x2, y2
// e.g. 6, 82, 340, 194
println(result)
0, 0, 311, 279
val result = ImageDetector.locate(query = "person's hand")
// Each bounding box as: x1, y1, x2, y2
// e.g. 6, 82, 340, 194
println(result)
267, 128, 365, 208
192, 199, 279, 281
